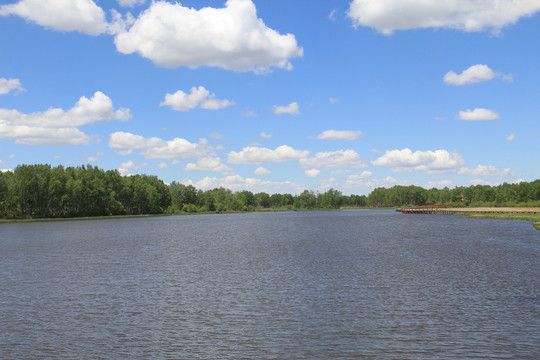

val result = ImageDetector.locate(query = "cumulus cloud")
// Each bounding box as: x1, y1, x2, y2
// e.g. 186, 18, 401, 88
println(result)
254, 166, 271, 175
348, 0, 540, 35
184, 157, 234, 175
272, 102, 300, 115
185, 175, 305, 194
114, 0, 303, 73
371, 148, 466, 173
260, 132, 272, 139
304, 169, 321, 178
0, 91, 130, 145
444, 64, 513, 85
299, 150, 367, 169
228, 145, 309, 164
160, 86, 234, 112
0, 78, 25, 94
458, 164, 512, 177
317, 130, 363, 141
506, 133, 516, 141
109, 131, 214, 159
444, 64, 495, 85
118, 159, 146, 176
0, 0, 109, 35
456, 108, 500, 121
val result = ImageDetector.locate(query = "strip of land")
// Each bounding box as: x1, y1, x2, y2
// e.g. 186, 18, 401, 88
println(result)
399, 207, 540, 230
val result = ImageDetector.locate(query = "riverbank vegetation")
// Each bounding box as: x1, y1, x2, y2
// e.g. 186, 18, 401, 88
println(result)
1, 164, 539, 219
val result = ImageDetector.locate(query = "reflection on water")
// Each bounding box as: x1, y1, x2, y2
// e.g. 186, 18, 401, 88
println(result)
1, 210, 539, 359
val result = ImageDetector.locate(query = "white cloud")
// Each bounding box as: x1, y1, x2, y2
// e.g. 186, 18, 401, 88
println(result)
254, 166, 271, 175
0, 0, 108, 35
299, 150, 367, 169
506, 133, 516, 141
242, 109, 258, 117
117, 0, 145, 7
118, 159, 146, 176
456, 108, 500, 121
209, 132, 224, 139
185, 175, 305, 194
87, 152, 103, 163
160, 86, 234, 112
114, 0, 303, 73
0, 160, 4, 166
304, 169, 321, 178
0, 78, 25, 94
344, 174, 411, 191
109, 131, 214, 160
260, 132, 272, 139
348, 0, 540, 35
444, 64, 513, 85
228, 145, 309, 164
328, 9, 337, 21
272, 102, 300, 115
0, 91, 129, 145
444, 64, 495, 85
317, 130, 363, 141
372, 148, 466, 173
458, 164, 512, 177
329, 97, 340, 104
184, 157, 234, 175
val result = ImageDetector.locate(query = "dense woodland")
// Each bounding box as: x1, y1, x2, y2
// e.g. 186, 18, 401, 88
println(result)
0, 164, 539, 219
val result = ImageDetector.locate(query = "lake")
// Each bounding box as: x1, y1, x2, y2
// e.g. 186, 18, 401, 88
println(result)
1, 210, 539, 359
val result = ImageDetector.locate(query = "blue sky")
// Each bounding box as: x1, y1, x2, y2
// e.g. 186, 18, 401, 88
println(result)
1, 0, 539, 195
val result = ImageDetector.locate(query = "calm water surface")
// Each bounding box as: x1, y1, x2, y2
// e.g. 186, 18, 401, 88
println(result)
1, 210, 539, 359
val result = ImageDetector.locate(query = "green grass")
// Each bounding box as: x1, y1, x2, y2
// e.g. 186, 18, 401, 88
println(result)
457, 212, 540, 231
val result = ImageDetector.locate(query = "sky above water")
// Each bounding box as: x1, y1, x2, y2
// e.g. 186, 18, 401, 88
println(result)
1, 0, 539, 195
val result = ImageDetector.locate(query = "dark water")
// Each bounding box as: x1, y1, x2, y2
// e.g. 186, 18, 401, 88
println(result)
1, 210, 539, 359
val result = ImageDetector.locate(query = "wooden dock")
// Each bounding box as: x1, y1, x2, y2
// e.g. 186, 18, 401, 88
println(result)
398, 206, 540, 215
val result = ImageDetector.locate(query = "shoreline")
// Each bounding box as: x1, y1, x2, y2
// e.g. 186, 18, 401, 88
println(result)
2, 207, 539, 231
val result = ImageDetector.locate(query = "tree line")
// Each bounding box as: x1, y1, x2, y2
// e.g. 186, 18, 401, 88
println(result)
0, 164, 539, 219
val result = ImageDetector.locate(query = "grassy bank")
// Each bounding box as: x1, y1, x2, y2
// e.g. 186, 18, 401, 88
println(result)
455, 211, 540, 231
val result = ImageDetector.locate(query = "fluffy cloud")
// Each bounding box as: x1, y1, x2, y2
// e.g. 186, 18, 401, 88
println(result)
506, 133, 516, 141
0, 91, 130, 145
458, 164, 512, 176
299, 150, 367, 169
185, 175, 305, 194
272, 102, 300, 115
0, 78, 25, 94
0, 0, 108, 35
317, 130, 363, 141
371, 148, 466, 173
260, 132, 272, 139
118, 159, 147, 176
228, 145, 309, 164
347, 0, 540, 35
444, 64, 513, 85
109, 131, 214, 159
304, 169, 320, 178
254, 166, 271, 175
160, 86, 234, 112
184, 157, 234, 175
114, 0, 303, 73
444, 64, 495, 85
456, 108, 500, 121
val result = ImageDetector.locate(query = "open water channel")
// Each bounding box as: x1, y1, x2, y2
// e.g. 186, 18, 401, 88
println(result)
1, 210, 539, 359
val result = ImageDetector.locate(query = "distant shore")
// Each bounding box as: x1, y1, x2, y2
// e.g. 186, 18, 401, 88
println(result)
2, 207, 540, 231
